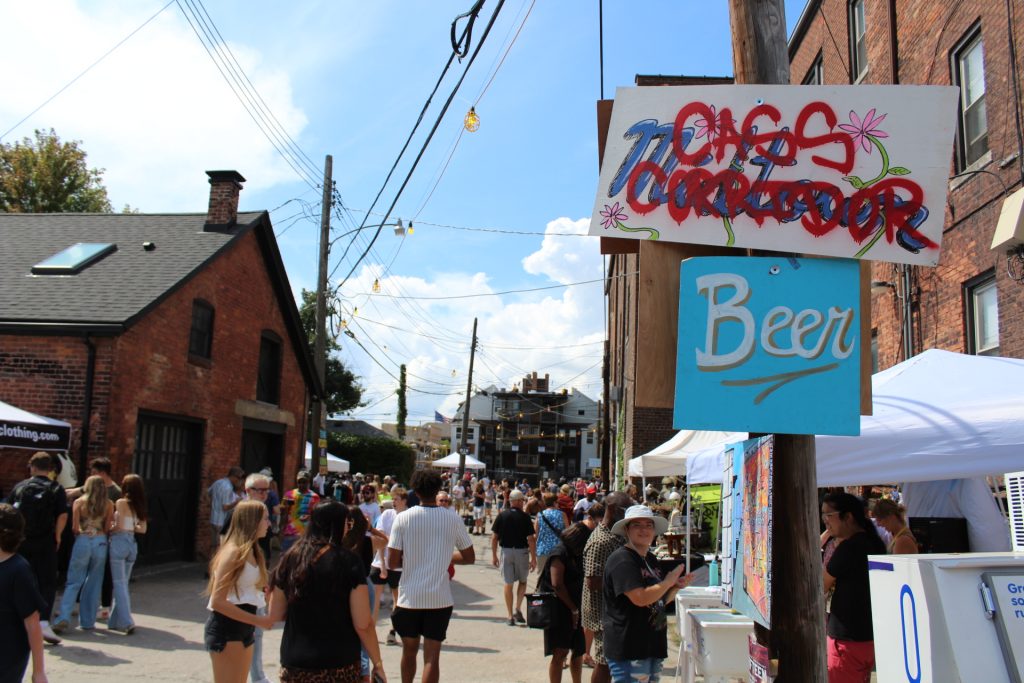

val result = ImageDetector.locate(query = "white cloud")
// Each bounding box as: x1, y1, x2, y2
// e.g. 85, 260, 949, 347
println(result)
338, 217, 606, 425
0, 0, 308, 211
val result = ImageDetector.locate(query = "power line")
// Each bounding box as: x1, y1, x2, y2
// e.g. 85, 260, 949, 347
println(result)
349, 274, 619, 301
1, 0, 176, 141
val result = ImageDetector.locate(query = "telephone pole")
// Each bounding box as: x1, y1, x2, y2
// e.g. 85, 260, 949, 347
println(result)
457, 317, 478, 474
311, 155, 333, 477
728, 1, 827, 679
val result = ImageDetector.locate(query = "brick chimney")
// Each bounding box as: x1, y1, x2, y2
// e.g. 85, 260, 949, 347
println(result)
205, 170, 246, 229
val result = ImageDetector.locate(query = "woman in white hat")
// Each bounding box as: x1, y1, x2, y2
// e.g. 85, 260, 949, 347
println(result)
601, 505, 691, 682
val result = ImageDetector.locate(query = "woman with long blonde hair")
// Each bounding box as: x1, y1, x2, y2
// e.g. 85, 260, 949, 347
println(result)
107, 474, 147, 634
53, 475, 115, 632
205, 499, 274, 683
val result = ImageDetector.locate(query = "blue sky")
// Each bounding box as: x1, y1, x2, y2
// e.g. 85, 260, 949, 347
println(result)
1, 0, 807, 425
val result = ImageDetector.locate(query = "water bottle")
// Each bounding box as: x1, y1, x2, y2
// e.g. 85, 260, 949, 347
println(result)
709, 556, 720, 586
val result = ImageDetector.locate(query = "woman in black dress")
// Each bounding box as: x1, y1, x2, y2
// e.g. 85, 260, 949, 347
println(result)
542, 522, 591, 683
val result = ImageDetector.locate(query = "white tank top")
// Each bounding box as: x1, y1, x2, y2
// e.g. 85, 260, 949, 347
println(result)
207, 560, 266, 609
114, 509, 138, 533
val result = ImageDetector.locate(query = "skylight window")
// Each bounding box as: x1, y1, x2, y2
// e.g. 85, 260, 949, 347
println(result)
32, 243, 117, 275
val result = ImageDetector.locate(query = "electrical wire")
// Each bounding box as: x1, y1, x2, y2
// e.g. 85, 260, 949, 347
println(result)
332, 0, 507, 289
0, 0, 176, 141
351, 273, 626, 301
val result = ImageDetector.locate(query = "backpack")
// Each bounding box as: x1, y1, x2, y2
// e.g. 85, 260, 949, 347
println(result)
11, 478, 59, 539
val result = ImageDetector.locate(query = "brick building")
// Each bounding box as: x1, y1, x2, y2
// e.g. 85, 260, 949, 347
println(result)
603, 3, 1024, 477
0, 171, 321, 562
789, 0, 1024, 366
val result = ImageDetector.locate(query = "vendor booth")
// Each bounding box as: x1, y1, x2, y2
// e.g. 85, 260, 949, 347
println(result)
0, 399, 72, 452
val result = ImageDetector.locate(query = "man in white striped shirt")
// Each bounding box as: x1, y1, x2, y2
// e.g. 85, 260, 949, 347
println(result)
387, 469, 475, 683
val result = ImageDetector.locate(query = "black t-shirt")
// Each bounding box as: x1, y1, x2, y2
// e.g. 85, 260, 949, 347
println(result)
7, 476, 68, 542
602, 546, 668, 661
0, 554, 44, 678
491, 509, 534, 548
826, 531, 885, 641
473, 492, 485, 508
274, 545, 367, 669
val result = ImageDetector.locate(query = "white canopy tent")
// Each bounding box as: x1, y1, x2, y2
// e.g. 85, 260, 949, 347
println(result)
682, 350, 1024, 553
303, 442, 350, 473
0, 398, 72, 452
430, 453, 486, 470
684, 350, 1024, 486
627, 430, 745, 478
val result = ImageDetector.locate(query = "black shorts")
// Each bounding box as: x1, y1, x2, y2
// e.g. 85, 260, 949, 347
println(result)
204, 604, 257, 652
370, 566, 401, 589
391, 605, 454, 642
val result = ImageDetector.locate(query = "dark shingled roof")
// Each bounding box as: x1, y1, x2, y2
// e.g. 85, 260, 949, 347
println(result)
0, 212, 264, 327
327, 419, 393, 440
0, 211, 322, 396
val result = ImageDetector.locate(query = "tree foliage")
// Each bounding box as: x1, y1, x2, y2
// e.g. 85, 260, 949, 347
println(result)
298, 289, 363, 414
328, 433, 415, 484
0, 129, 112, 213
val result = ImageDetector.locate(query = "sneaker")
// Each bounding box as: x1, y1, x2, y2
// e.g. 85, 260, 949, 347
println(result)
42, 623, 63, 644
50, 621, 69, 635
99, 608, 110, 621
507, 617, 516, 626
386, 629, 397, 645
513, 610, 525, 624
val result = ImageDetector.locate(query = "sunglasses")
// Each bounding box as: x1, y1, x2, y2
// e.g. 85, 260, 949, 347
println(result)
249, 487, 270, 493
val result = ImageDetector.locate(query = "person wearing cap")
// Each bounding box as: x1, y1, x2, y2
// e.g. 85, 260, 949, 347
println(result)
573, 486, 597, 523
602, 506, 691, 682
490, 489, 536, 626
280, 471, 320, 554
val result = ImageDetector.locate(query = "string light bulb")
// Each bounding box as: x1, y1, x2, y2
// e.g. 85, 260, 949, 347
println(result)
352, 307, 358, 317
407, 221, 414, 236
464, 107, 480, 132
372, 279, 381, 293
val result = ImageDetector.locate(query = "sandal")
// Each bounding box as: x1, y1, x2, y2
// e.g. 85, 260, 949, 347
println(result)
582, 655, 596, 669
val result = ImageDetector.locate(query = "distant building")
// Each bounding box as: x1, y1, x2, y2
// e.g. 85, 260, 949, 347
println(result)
451, 372, 599, 481
381, 421, 449, 468
327, 418, 392, 440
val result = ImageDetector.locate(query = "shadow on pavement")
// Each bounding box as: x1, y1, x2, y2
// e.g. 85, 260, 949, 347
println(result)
48, 644, 132, 667
443, 643, 502, 654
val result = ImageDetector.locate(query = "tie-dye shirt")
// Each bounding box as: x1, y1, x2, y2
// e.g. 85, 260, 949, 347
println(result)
282, 488, 320, 538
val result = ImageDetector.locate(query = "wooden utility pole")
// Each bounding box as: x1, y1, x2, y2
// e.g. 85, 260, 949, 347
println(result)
728, 1, 827, 680
311, 155, 333, 476
457, 317, 478, 473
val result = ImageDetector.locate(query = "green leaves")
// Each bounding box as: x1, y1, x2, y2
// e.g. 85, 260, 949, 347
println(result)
888, 166, 911, 176
842, 175, 865, 189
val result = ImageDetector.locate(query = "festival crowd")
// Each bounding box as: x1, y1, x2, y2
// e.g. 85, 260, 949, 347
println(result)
1, 449, 913, 683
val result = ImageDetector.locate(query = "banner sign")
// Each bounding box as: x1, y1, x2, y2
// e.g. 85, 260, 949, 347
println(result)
0, 420, 71, 452
674, 256, 860, 436
590, 85, 958, 266
741, 436, 773, 628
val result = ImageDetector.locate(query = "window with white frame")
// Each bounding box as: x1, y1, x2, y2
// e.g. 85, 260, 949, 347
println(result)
952, 28, 988, 170
966, 272, 999, 356
586, 430, 594, 445
849, 0, 868, 81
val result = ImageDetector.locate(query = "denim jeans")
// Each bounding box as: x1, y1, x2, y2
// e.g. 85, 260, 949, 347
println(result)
360, 579, 376, 676
607, 657, 664, 683
108, 532, 137, 630
57, 534, 109, 628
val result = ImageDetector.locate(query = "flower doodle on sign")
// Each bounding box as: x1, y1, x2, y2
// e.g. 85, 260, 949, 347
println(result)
599, 202, 660, 240
835, 110, 920, 257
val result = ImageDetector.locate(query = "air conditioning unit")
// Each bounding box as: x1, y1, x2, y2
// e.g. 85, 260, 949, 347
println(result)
1007, 471, 1024, 552
991, 185, 1024, 251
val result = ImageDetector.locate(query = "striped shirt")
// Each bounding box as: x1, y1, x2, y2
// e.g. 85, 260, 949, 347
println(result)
389, 504, 473, 609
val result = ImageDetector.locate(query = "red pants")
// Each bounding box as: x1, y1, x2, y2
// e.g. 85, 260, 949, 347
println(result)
827, 637, 875, 683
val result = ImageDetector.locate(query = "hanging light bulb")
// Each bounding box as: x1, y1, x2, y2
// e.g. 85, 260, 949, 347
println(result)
372, 279, 381, 293
353, 307, 358, 317
451, 369, 457, 377
464, 106, 480, 132
407, 221, 414, 236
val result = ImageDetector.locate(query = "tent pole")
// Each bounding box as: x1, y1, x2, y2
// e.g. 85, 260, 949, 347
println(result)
685, 479, 691, 574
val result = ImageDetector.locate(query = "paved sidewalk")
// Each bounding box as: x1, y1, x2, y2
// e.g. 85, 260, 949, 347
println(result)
33, 532, 679, 682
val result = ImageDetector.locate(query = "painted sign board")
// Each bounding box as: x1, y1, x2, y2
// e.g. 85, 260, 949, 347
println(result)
674, 256, 860, 436
981, 571, 1024, 682
590, 85, 959, 266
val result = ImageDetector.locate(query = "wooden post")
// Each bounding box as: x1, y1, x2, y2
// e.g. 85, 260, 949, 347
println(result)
728, 1, 828, 680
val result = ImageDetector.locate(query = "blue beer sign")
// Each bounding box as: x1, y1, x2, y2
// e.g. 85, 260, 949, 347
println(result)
674, 256, 861, 436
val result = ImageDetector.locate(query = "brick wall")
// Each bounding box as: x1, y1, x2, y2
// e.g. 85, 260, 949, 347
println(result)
791, 0, 1024, 367
0, 227, 308, 557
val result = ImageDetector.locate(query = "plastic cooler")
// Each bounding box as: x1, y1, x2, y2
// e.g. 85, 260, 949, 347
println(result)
688, 609, 754, 683
868, 552, 1024, 682
674, 587, 725, 683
